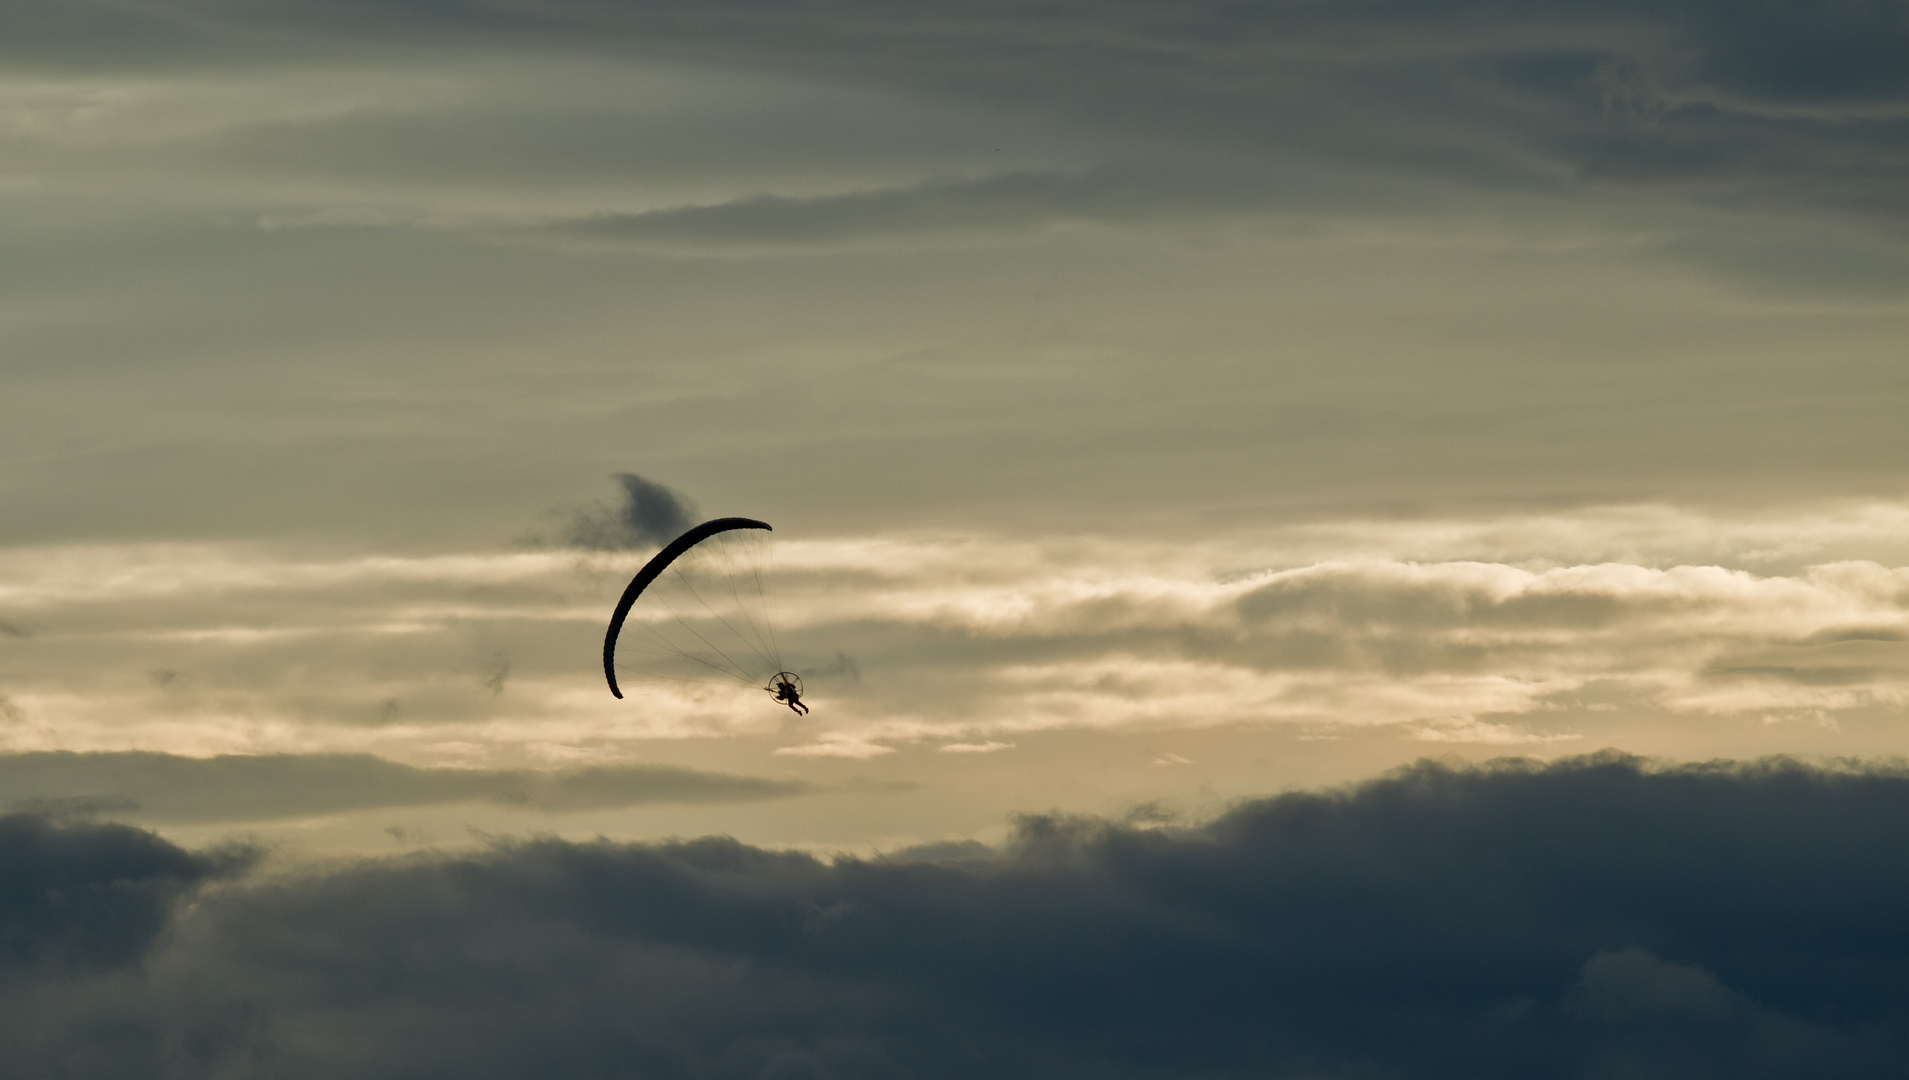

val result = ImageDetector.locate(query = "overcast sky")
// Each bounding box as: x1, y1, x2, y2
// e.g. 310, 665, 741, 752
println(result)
2, 1, 1908, 1073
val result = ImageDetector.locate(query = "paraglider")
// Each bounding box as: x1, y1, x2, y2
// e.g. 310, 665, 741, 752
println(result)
602, 517, 803, 710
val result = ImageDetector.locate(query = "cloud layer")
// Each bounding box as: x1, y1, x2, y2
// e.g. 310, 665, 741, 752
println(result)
5, 0, 1907, 562
0, 751, 809, 823
6, 0, 1907, 267
4, 753, 1907, 1077
4, 504, 1907, 763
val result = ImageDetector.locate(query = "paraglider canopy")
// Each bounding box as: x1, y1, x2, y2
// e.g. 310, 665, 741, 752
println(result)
602, 517, 791, 702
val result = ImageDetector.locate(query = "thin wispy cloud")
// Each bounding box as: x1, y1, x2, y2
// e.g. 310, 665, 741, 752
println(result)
0, 751, 812, 824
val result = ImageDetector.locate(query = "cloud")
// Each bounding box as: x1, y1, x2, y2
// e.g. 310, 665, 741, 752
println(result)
1572, 947, 1743, 1023
4, 753, 1909, 1075
937, 741, 1013, 754
0, 812, 247, 974
773, 737, 896, 760
552, 472, 699, 551
1413, 719, 1586, 745
34, 0, 1908, 115
535, 169, 1254, 252
8, 0, 1909, 245
478, 652, 510, 696
4, 510, 1909, 758
0, 752, 812, 824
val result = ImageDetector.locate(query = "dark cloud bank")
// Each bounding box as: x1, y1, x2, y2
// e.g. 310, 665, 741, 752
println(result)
7, 752, 1909, 1078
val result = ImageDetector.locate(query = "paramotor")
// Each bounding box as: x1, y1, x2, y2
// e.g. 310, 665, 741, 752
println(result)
602, 517, 796, 707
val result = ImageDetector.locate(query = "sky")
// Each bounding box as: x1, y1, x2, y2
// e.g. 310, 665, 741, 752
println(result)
3, 0, 1909, 1074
